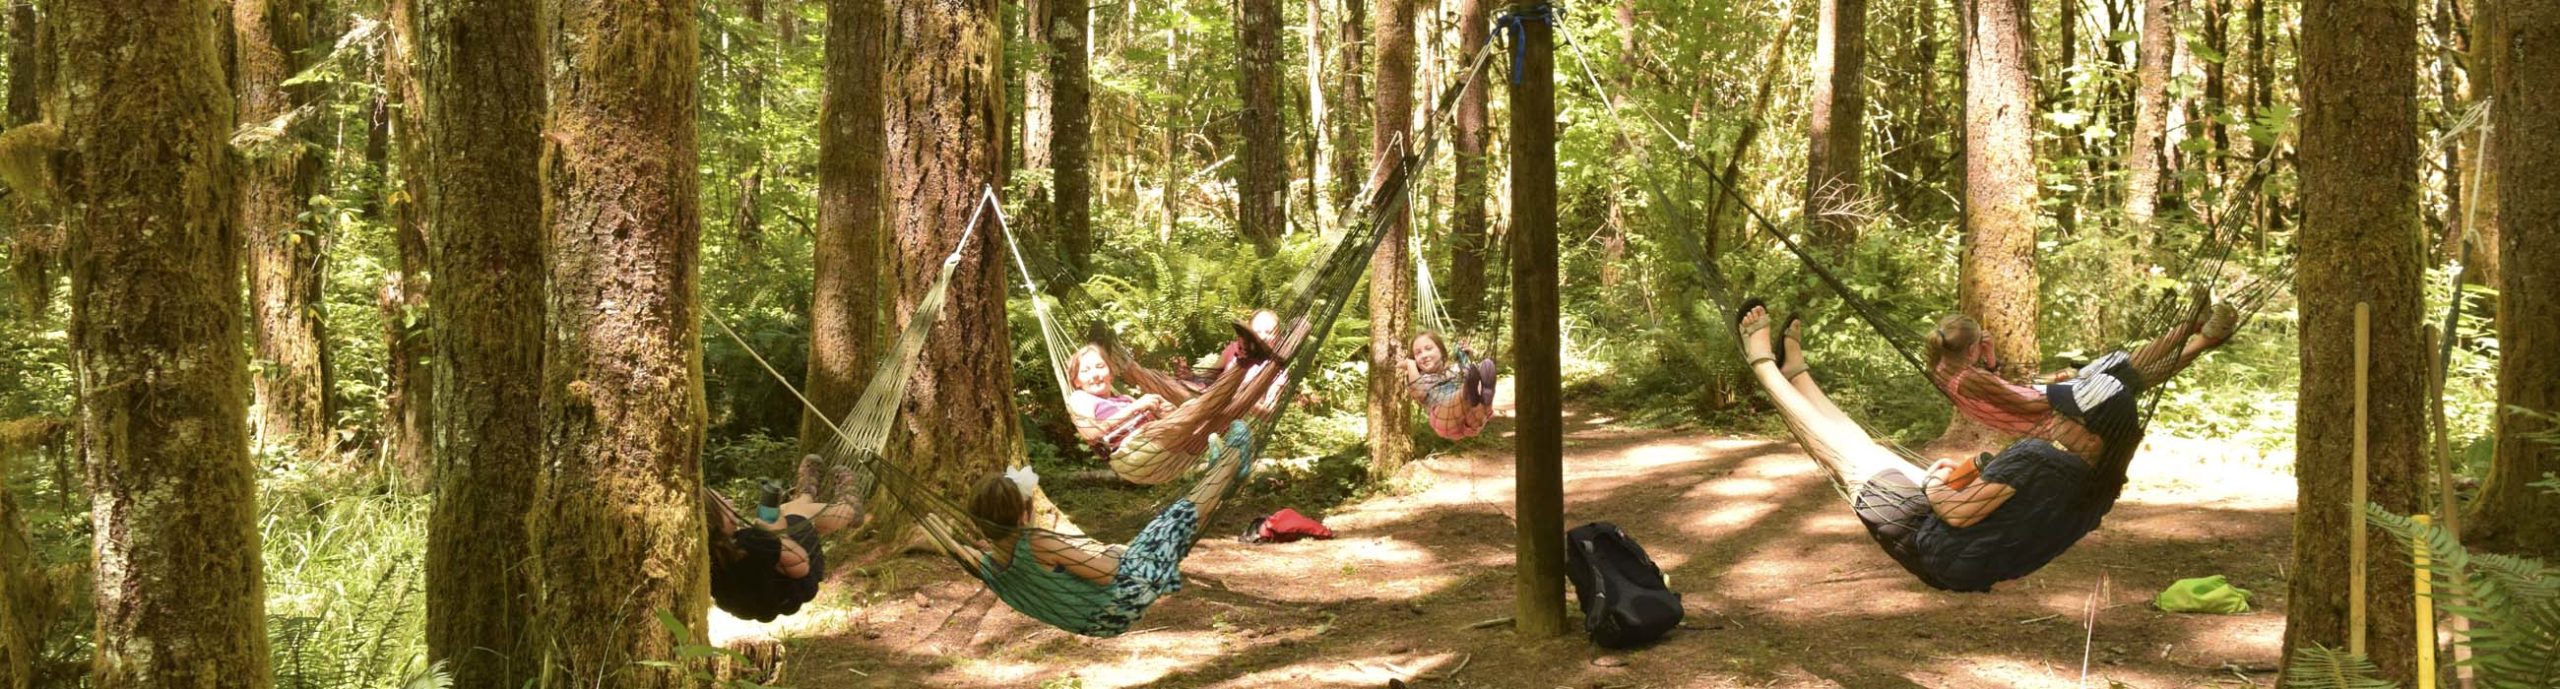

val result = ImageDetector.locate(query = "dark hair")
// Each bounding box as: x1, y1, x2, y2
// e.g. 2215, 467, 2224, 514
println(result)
1411, 330, 1449, 367
1925, 314, 1983, 372
969, 475, 1029, 543
703, 496, 746, 566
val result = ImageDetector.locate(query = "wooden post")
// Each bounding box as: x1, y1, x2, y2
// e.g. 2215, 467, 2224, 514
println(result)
2352, 301, 2369, 656
2413, 513, 2436, 689
1507, 5, 1566, 639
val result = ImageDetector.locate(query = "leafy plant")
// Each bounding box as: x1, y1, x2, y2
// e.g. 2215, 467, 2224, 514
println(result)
2282, 503, 2560, 689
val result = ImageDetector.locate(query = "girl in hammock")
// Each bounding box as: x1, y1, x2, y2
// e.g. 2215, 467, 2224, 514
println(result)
1731, 296, 2233, 592
704, 456, 866, 622
1068, 318, 1304, 485
1399, 330, 1498, 439
924, 423, 1257, 637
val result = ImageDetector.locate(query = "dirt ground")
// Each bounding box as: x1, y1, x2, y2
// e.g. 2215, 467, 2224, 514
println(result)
714, 402, 2298, 689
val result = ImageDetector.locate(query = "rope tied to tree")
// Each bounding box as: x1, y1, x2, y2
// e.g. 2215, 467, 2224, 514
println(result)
1496, 3, 1558, 85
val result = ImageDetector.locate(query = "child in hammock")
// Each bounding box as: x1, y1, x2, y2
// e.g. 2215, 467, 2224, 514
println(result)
1730, 296, 2234, 592
926, 423, 1256, 638
704, 456, 865, 622
1068, 317, 1304, 485
1399, 330, 1498, 439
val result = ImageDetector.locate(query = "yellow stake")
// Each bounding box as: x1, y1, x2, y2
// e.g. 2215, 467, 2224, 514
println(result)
2415, 513, 2437, 689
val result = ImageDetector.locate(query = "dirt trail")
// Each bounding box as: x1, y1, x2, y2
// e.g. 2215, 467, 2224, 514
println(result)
730, 409, 2297, 688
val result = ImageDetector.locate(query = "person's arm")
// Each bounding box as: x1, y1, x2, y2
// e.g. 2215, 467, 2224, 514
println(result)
1953, 370, 2052, 416
919, 515, 993, 574
774, 539, 812, 579
1924, 480, 2017, 528
1026, 532, 1121, 586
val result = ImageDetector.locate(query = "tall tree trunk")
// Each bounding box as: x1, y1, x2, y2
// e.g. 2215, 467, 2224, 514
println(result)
533, 0, 706, 685
1051, 0, 1092, 271
733, 0, 767, 257
1306, 0, 1336, 235
1332, 0, 1369, 209
236, 0, 338, 460
1238, 0, 1285, 255
806, 0, 891, 456
60, 0, 272, 685
1960, 0, 2042, 371
1367, 0, 1417, 475
2124, 0, 2173, 229
1448, 0, 1490, 332
2467, 0, 2560, 560
1806, 0, 1867, 243
2282, 0, 2426, 682
2459, 0, 2501, 285
884, 0, 1017, 515
2429, 0, 2464, 256
380, 0, 432, 490
2, 0, 53, 315
421, 0, 546, 683
1945, 0, 2044, 449
1024, 0, 1052, 172
2202, 0, 2228, 173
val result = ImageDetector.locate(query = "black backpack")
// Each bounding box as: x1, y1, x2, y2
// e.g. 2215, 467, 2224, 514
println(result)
1564, 522, 1683, 649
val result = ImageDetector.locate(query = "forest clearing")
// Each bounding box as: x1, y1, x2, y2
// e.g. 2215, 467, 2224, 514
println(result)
0, 0, 2554, 688
737, 405, 2302, 688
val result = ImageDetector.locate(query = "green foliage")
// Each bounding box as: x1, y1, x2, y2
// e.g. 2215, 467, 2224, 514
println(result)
261, 475, 435, 689
2282, 646, 2398, 689
640, 609, 780, 689
2288, 505, 2560, 689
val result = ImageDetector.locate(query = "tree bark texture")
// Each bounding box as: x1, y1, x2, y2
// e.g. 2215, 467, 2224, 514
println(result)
1959, 0, 2043, 381
1023, 0, 1052, 172
1238, 0, 1286, 256
236, 0, 339, 460
885, 0, 1019, 514
1049, 0, 1092, 271
1805, 0, 1867, 243
1508, 14, 1566, 639
60, 0, 273, 685
0, 459, 54, 689
1449, 0, 1491, 332
2125, 0, 2173, 229
2469, 0, 2560, 560
1332, 0, 1369, 210
806, 0, 891, 456
534, 1, 707, 685
1367, 0, 1417, 475
2461, 0, 2502, 285
380, 0, 433, 491
2282, 0, 2426, 682
420, 0, 547, 683
1, 1, 51, 315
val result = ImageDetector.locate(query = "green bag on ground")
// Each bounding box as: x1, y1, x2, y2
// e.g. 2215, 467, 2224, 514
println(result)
2155, 575, 2252, 614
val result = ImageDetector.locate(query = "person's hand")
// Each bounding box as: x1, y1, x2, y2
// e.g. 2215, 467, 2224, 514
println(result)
1929, 456, 1980, 490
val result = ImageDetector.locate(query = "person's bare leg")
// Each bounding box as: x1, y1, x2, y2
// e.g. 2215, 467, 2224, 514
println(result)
777, 497, 862, 536
1740, 306, 1907, 485
1781, 319, 1858, 429
2141, 302, 2239, 384
2130, 286, 2212, 379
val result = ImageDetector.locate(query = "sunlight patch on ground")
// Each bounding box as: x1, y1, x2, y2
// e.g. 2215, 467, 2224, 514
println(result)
1695, 475, 1784, 498
1176, 536, 1467, 604
1617, 441, 1710, 468
707, 605, 856, 645
970, 630, 1229, 689
1205, 651, 1463, 688
1916, 651, 2198, 689
1681, 500, 1781, 533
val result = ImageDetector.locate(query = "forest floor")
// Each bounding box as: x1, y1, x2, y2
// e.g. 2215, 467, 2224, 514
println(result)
717, 394, 2299, 689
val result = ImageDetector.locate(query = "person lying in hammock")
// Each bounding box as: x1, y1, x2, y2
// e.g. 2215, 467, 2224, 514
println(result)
1068, 317, 1305, 485
1400, 330, 1498, 439
1730, 296, 2233, 592
705, 455, 866, 622
923, 423, 1257, 638
1923, 287, 2239, 456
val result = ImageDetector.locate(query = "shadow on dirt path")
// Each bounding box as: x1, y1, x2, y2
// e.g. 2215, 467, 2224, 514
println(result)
730, 407, 2296, 688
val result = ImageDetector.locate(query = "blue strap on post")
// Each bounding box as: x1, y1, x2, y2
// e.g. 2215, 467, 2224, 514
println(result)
1496, 3, 1557, 85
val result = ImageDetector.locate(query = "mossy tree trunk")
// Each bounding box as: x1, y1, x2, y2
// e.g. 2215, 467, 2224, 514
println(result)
532, 0, 708, 684
1366, 0, 1417, 475
1805, 0, 1866, 243
235, 0, 339, 460
1945, 0, 2043, 450
419, 0, 547, 684
1237, 0, 1286, 256
2468, 0, 2560, 560
2282, 0, 2426, 682
804, 0, 890, 456
1050, 0, 1092, 271
884, 0, 1019, 517
60, 0, 273, 685
1448, 0, 1490, 332
379, 0, 432, 491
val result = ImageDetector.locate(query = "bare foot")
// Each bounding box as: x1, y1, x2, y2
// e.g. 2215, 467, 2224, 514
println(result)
1738, 305, 1776, 364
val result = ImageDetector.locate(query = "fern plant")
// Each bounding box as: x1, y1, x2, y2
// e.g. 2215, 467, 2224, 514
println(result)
267, 560, 448, 689
2284, 503, 2560, 689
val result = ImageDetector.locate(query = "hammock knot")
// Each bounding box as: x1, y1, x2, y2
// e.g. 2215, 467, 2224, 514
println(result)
1496, 3, 1558, 85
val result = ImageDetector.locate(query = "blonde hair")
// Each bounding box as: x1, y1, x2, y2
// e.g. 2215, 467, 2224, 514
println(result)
1926, 314, 1983, 371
